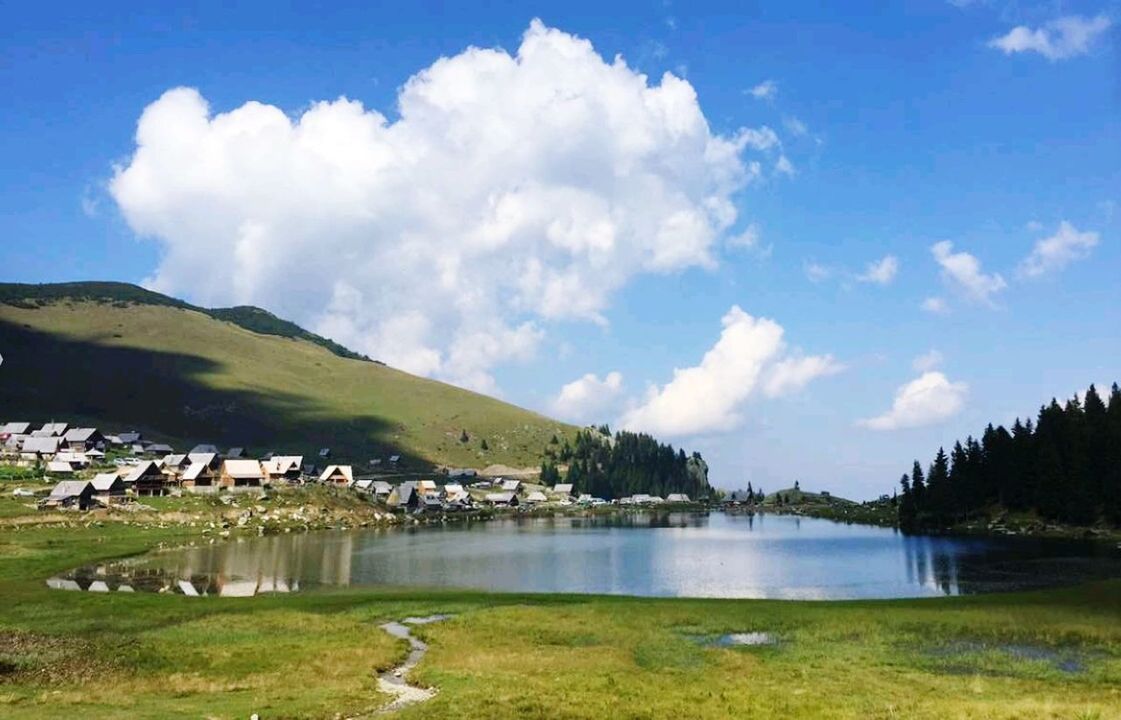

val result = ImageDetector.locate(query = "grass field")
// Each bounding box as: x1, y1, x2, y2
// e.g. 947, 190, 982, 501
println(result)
0, 502, 1119, 719
0, 295, 574, 469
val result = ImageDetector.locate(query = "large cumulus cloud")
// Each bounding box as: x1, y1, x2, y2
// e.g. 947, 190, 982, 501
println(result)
110, 20, 763, 392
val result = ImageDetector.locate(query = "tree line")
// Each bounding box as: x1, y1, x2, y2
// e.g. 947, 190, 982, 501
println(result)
541, 427, 712, 500
899, 383, 1121, 531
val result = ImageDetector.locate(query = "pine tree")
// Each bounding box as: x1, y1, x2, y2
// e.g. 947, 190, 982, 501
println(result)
1106, 384, 1121, 523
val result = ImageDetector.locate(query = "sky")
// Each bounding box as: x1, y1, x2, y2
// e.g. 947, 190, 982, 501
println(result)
1, 1, 1118, 499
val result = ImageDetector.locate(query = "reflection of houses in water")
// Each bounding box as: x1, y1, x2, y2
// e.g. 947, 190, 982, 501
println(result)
902, 536, 961, 596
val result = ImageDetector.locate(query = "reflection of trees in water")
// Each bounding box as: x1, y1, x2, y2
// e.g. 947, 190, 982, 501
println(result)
903, 536, 961, 596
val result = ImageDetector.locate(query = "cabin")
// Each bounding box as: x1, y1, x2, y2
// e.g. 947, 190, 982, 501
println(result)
54, 451, 90, 468
524, 490, 548, 505
388, 455, 401, 464
114, 431, 142, 446
126, 461, 169, 496
666, 493, 691, 503
181, 462, 218, 492
0, 421, 31, 440
485, 491, 519, 507
263, 455, 304, 483
189, 443, 219, 455
61, 427, 104, 452
371, 481, 393, 501
41, 480, 94, 510
91, 473, 126, 498
46, 460, 75, 475
318, 464, 353, 486
187, 452, 220, 469
389, 482, 419, 511
161, 454, 191, 474
447, 468, 477, 480
441, 483, 468, 503
419, 496, 444, 513
500, 479, 522, 493
37, 422, 69, 437
417, 479, 438, 496
552, 483, 574, 498
21, 435, 60, 460
220, 460, 267, 490
227, 447, 245, 459
145, 443, 174, 455
353, 478, 374, 494
318, 447, 331, 459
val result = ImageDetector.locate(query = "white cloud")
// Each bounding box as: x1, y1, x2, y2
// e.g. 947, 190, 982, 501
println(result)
921, 296, 949, 314
748, 80, 777, 100
856, 255, 899, 285
804, 261, 833, 283
988, 14, 1112, 61
763, 355, 844, 398
726, 223, 771, 257
109, 21, 760, 392
552, 371, 624, 423
774, 155, 795, 177
620, 305, 839, 436
1017, 221, 1100, 278
783, 116, 808, 136
859, 371, 968, 431
931, 240, 1007, 306
911, 349, 944, 372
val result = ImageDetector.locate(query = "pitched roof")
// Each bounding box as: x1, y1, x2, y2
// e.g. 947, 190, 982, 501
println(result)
525, 491, 548, 502
91, 473, 124, 491
161, 453, 189, 468
552, 484, 574, 494
485, 491, 517, 503
182, 462, 210, 481
49, 480, 90, 498
189, 444, 220, 455
38, 423, 69, 436
371, 481, 393, 494
188, 452, 219, 467
227, 447, 245, 458
501, 479, 522, 491
62, 427, 100, 443
124, 460, 163, 483
0, 422, 30, 435
666, 493, 691, 502
47, 460, 75, 473
222, 459, 265, 479
263, 455, 303, 474
116, 432, 142, 444
22, 436, 60, 454
318, 465, 353, 484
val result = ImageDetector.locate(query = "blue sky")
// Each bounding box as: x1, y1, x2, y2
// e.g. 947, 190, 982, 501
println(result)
2, 1, 1118, 498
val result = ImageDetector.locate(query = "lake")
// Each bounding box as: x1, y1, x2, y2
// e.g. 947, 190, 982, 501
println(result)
53, 512, 1121, 599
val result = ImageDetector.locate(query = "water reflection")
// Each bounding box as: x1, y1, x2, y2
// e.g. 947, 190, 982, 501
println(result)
49, 513, 1121, 599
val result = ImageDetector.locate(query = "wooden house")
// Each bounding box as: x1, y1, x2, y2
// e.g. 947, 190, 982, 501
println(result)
220, 460, 266, 490
318, 465, 353, 486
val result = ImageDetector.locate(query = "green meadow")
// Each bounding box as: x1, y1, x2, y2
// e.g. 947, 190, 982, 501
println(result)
0, 516, 1119, 719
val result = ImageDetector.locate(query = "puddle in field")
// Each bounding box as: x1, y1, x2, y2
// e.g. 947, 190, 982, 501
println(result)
690, 631, 778, 648
927, 641, 1099, 675
376, 614, 453, 713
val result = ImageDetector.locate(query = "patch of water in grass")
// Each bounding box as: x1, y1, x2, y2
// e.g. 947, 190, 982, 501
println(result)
687, 631, 779, 649
925, 640, 1100, 676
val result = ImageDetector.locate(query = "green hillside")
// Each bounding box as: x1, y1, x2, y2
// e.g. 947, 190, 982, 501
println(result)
0, 282, 574, 469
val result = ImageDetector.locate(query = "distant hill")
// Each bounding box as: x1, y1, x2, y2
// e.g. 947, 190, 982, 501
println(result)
0, 282, 369, 362
0, 281, 573, 468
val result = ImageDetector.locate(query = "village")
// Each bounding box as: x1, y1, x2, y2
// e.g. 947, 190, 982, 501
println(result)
0, 420, 696, 516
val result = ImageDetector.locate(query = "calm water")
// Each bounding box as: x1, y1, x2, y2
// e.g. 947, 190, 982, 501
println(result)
54, 512, 1121, 599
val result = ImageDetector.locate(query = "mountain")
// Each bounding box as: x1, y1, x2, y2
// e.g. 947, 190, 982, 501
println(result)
0, 282, 573, 469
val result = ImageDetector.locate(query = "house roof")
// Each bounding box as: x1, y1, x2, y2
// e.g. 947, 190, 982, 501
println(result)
317, 465, 353, 484
189, 444, 219, 455
354, 478, 374, 490
146, 443, 174, 453
0, 422, 30, 435
162, 453, 189, 468
47, 460, 74, 473
525, 491, 548, 502
38, 423, 69, 436
91, 473, 123, 491
223, 459, 265, 479
182, 462, 210, 481
485, 492, 517, 503
552, 484, 574, 494
501, 479, 521, 491
371, 481, 393, 493
54, 452, 88, 464
227, 447, 245, 458
117, 432, 142, 444
124, 461, 163, 483
22, 436, 60, 454
666, 493, 691, 502
263, 455, 303, 474
49, 480, 90, 498
188, 452, 219, 467
62, 427, 100, 443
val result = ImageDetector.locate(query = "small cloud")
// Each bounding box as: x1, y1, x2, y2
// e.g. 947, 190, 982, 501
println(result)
783, 116, 808, 137
80, 187, 100, 218
804, 261, 833, 283
774, 155, 795, 177
931, 240, 1007, 306
763, 354, 845, 398
1025, 219, 1044, 232
912, 349, 944, 372
726, 223, 771, 257
988, 14, 1112, 61
856, 255, 899, 285
1017, 221, 1100, 279
665, 16, 677, 31
748, 79, 777, 101
921, 296, 949, 314
859, 371, 968, 431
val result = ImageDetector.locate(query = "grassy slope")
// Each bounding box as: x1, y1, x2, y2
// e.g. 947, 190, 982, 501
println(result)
0, 300, 572, 469
0, 510, 1118, 719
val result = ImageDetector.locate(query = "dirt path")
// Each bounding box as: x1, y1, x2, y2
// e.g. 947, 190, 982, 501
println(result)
375, 615, 451, 713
